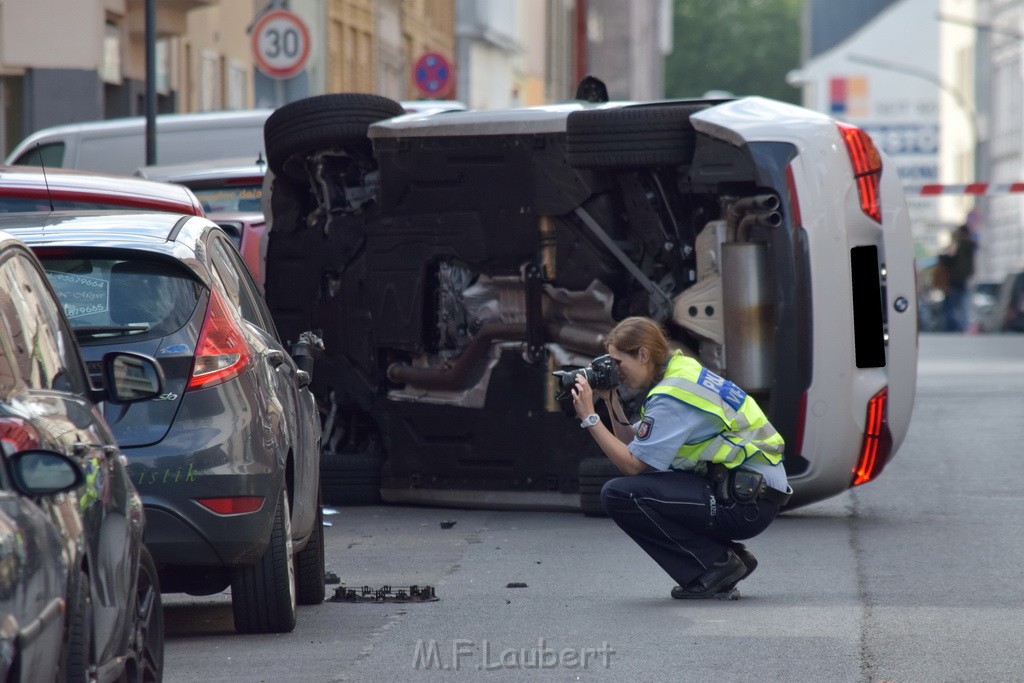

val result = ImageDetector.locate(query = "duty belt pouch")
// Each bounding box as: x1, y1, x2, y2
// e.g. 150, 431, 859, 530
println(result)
730, 470, 763, 504
708, 464, 732, 503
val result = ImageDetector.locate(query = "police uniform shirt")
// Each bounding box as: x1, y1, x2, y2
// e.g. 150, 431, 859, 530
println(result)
628, 394, 789, 492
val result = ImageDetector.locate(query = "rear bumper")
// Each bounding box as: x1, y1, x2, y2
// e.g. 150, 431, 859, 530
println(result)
122, 383, 285, 568
142, 501, 274, 567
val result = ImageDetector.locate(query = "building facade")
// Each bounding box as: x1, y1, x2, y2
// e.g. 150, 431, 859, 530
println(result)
794, 0, 950, 257
975, 0, 1024, 281
1, 0, 668, 158
0, 0, 458, 155
0, 0, 212, 155
792, 0, 1024, 284
586, 0, 671, 101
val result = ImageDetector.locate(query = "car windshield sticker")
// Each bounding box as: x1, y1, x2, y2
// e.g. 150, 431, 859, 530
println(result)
47, 272, 109, 319
637, 416, 654, 440
697, 368, 747, 411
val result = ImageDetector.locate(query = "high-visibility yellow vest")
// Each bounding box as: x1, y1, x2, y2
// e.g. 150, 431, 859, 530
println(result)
640, 352, 784, 469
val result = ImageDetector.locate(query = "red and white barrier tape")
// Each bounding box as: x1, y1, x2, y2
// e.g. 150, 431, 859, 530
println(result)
904, 183, 1024, 196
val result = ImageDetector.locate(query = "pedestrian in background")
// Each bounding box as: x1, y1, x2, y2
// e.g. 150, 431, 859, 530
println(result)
939, 223, 977, 332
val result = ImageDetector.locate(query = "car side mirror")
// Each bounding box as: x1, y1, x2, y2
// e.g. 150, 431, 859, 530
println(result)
100, 351, 165, 404
8, 449, 85, 496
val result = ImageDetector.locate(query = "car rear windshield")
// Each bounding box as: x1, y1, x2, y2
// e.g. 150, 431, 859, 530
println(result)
189, 183, 263, 214
39, 256, 203, 345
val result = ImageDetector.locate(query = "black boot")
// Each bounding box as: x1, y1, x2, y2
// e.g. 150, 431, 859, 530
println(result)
722, 542, 758, 591
670, 550, 747, 599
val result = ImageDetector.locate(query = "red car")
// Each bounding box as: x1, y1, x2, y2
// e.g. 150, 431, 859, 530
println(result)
0, 165, 205, 216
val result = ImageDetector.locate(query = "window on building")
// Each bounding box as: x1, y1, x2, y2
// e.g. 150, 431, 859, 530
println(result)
102, 21, 123, 85
227, 60, 248, 110
199, 50, 221, 112
156, 38, 171, 95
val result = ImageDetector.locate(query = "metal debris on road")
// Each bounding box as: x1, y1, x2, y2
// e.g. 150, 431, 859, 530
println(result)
330, 584, 438, 603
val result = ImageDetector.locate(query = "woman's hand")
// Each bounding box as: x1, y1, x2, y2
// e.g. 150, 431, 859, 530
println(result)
572, 375, 597, 420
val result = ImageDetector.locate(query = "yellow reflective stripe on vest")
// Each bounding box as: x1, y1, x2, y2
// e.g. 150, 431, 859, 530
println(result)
654, 376, 751, 430
644, 353, 784, 468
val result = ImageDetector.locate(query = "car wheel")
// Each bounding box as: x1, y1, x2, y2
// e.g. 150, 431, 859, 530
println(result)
565, 105, 705, 169
129, 546, 164, 683
321, 451, 382, 506
294, 486, 326, 605
65, 568, 91, 683
264, 93, 406, 178
579, 457, 622, 517
230, 488, 297, 634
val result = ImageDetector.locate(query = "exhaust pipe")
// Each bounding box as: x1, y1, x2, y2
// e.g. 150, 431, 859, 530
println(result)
725, 194, 782, 241
386, 321, 609, 391
387, 323, 526, 391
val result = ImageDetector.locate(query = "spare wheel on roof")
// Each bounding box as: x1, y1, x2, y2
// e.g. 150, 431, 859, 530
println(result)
565, 104, 706, 170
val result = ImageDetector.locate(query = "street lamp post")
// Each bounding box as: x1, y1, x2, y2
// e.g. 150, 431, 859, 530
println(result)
145, 0, 156, 165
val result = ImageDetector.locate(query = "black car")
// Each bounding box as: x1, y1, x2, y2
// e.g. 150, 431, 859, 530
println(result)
0, 211, 324, 634
0, 231, 164, 681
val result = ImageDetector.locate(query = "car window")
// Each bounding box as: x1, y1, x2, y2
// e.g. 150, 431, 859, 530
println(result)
0, 253, 88, 394
37, 255, 203, 346
208, 236, 267, 330
188, 183, 263, 214
11, 142, 66, 167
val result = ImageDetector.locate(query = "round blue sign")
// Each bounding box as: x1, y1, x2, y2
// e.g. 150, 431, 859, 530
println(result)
414, 52, 453, 97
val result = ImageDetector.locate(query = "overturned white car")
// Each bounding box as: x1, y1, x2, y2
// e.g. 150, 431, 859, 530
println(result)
261, 85, 917, 512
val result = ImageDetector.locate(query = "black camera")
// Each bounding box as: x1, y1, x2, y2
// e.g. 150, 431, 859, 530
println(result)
552, 354, 620, 399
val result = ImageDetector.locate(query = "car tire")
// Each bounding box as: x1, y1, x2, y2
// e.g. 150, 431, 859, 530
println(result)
65, 567, 91, 683
321, 451, 382, 506
579, 457, 622, 517
294, 486, 326, 605
264, 93, 406, 177
565, 105, 704, 169
230, 488, 297, 634
130, 546, 164, 681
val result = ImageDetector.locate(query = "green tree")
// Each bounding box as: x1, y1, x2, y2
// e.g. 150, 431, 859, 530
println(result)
665, 0, 803, 103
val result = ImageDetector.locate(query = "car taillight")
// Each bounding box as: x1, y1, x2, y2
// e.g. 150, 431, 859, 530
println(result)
784, 164, 803, 228
187, 288, 252, 391
837, 122, 883, 223
851, 387, 892, 486
792, 391, 807, 458
194, 496, 265, 515
0, 417, 41, 455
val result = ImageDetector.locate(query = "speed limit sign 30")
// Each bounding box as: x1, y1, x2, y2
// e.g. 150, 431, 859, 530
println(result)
252, 9, 311, 79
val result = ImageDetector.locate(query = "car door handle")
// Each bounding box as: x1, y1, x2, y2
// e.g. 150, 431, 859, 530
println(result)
266, 350, 285, 367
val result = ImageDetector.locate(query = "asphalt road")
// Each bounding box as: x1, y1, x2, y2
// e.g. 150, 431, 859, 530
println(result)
163, 333, 1024, 682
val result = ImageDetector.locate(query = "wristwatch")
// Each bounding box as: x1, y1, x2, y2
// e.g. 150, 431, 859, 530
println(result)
580, 413, 600, 429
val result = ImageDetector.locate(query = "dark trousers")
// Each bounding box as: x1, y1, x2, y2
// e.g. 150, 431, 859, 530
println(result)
600, 470, 779, 586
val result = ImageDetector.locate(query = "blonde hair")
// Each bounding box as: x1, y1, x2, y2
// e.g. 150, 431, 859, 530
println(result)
605, 316, 673, 366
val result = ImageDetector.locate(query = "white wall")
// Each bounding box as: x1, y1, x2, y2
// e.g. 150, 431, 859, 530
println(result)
1, 0, 103, 69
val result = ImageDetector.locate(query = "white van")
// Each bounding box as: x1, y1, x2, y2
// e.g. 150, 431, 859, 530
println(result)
4, 109, 272, 175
